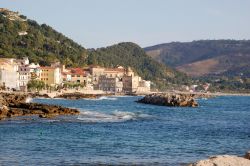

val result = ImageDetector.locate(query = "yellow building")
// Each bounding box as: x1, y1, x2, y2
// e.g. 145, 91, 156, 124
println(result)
39, 67, 62, 86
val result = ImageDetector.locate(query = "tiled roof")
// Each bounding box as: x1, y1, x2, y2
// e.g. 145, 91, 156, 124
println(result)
68, 68, 87, 76
104, 68, 126, 72
39, 66, 57, 69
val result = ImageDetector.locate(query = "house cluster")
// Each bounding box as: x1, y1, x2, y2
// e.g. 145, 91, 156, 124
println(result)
0, 57, 150, 93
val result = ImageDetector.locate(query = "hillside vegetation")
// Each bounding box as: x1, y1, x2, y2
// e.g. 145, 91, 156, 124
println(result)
0, 9, 87, 67
145, 40, 250, 77
0, 9, 189, 90
88, 42, 189, 88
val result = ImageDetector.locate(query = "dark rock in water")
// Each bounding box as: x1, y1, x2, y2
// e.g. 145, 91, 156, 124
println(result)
0, 92, 79, 120
55, 92, 108, 100
29, 93, 51, 98
137, 93, 199, 107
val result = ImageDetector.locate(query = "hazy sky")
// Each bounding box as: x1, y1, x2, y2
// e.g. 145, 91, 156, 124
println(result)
1, 0, 250, 48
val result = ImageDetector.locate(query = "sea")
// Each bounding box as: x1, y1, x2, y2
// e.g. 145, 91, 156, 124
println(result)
0, 96, 250, 166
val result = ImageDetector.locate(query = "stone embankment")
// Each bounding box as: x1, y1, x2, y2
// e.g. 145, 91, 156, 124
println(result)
137, 93, 199, 107
0, 93, 79, 120
188, 151, 250, 166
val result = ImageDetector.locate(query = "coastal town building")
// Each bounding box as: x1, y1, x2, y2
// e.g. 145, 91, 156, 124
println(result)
17, 57, 31, 91
69, 68, 88, 84
122, 75, 140, 93
104, 66, 127, 78
89, 66, 105, 85
0, 57, 151, 93
39, 66, 62, 86
62, 66, 92, 88
98, 75, 123, 93
0, 58, 20, 90
18, 65, 30, 91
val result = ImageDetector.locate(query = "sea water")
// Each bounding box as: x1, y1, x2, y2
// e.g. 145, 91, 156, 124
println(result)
0, 96, 250, 165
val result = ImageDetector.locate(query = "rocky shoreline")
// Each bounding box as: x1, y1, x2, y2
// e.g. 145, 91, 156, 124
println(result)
137, 93, 199, 107
0, 93, 79, 120
188, 151, 250, 166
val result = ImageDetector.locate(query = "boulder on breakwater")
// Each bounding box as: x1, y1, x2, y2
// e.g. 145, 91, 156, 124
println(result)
188, 153, 250, 166
0, 93, 79, 120
137, 93, 199, 107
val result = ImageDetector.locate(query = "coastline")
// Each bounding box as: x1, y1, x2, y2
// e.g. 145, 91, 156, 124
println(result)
1, 91, 250, 165
2, 90, 250, 100
0, 92, 80, 120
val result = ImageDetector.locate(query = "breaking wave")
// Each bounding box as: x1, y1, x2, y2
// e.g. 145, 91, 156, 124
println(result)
77, 110, 152, 123
83, 96, 117, 101
25, 97, 33, 103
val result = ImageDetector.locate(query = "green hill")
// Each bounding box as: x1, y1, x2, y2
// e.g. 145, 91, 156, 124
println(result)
0, 9, 189, 90
88, 42, 189, 89
0, 9, 87, 67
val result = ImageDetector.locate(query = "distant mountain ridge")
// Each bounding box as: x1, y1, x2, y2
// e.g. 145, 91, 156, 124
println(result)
145, 40, 250, 77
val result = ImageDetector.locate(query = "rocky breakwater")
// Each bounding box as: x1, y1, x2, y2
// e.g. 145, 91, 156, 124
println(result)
55, 92, 107, 100
137, 93, 199, 107
0, 93, 79, 120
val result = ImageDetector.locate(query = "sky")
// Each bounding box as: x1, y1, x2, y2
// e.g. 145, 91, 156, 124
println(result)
1, 0, 250, 48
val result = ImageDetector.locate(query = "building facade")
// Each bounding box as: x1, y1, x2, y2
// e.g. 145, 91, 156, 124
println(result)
98, 75, 123, 93
0, 58, 20, 90
18, 65, 30, 91
39, 67, 62, 86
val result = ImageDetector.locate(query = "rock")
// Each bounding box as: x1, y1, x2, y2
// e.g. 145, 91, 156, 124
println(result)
137, 93, 199, 107
29, 93, 50, 98
245, 151, 250, 160
188, 155, 250, 166
55, 92, 107, 100
0, 92, 80, 120
39, 114, 55, 118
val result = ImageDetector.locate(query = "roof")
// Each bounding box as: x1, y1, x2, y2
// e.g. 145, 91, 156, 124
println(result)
68, 68, 87, 76
104, 68, 126, 73
39, 66, 58, 70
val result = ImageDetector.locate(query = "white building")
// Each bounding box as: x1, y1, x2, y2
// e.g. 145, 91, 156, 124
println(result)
0, 58, 20, 90
18, 65, 30, 91
98, 75, 123, 93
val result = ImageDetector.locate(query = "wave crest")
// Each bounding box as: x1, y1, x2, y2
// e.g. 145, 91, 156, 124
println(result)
77, 110, 152, 123
83, 96, 117, 101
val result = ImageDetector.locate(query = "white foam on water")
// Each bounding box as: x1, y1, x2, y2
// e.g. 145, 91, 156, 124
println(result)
25, 97, 33, 103
113, 95, 131, 98
83, 96, 117, 101
77, 110, 152, 123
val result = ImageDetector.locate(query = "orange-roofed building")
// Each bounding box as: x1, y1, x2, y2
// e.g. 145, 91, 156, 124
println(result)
67, 68, 91, 85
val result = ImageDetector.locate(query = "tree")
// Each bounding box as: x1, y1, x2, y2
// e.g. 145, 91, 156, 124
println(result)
27, 80, 45, 92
